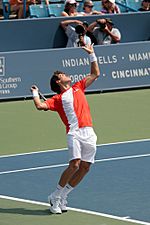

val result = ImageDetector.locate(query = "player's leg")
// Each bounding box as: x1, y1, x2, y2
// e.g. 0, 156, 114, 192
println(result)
59, 161, 91, 213
48, 159, 81, 214
58, 158, 81, 187
60, 128, 97, 212
48, 135, 81, 214
68, 161, 91, 187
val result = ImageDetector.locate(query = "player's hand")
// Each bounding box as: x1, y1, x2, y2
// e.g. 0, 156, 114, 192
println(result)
82, 43, 94, 54
31, 85, 39, 92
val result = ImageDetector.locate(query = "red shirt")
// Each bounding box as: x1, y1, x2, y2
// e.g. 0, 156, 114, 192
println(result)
45, 78, 92, 133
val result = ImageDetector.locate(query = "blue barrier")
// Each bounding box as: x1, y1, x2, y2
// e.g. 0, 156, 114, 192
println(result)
0, 12, 149, 52
0, 41, 149, 100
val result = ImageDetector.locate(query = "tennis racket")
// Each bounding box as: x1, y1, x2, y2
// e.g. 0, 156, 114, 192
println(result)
39, 91, 47, 101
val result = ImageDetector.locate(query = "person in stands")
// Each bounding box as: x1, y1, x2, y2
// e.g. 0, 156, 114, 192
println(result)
138, 0, 150, 11
60, 19, 92, 47
88, 18, 121, 45
61, 0, 83, 16
80, 0, 103, 15
101, 0, 121, 14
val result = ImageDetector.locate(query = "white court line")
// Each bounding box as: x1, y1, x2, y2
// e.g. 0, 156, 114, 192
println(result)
0, 138, 150, 159
0, 153, 150, 175
0, 163, 68, 175
0, 195, 149, 225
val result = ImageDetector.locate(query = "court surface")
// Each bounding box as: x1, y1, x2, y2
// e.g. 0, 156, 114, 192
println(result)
0, 139, 150, 225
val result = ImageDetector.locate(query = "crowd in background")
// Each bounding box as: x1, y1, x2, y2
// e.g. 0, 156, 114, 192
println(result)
0, 0, 150, 19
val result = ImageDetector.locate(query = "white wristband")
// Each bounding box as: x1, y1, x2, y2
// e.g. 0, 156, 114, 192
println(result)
32, 90, 39, 98
89, 52, 97, 62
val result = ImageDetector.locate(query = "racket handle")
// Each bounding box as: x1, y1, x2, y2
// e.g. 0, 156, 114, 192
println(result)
39, 92, 47, 101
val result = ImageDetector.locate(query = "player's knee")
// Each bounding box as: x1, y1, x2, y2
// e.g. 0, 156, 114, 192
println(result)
69, 159, 80, 172
80, 162, 91, 173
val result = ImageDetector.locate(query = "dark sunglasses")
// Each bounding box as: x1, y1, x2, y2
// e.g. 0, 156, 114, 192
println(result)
85, 5, 93, 8
69, 3, 77, 6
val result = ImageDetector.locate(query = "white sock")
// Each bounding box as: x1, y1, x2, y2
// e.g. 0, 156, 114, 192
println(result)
61, 184, 74, 199
52, 184, 64, 198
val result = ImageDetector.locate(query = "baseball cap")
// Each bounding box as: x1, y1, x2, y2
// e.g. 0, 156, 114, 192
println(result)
65, 0, 77, 4
106, 18, 114, 25
108, 0, 115, 3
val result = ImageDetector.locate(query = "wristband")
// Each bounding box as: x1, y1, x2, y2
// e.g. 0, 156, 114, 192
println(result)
89, 52, 97, 62
32, 90, 39, 98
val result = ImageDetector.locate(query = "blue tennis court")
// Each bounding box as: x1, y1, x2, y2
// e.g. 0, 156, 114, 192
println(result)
0, 139, 150, 224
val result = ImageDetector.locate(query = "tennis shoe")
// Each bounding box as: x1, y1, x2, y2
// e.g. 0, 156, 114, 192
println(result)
60, 197, 68, 213
48, 194, 62, 214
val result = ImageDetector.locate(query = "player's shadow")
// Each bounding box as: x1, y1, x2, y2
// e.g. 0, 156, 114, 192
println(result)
0, 208, 55, 216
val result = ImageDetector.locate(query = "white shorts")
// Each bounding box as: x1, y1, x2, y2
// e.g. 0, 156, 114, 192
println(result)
67, 127, 97, 164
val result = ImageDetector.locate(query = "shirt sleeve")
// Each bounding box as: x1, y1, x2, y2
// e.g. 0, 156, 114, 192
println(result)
73, 77, 87, 92
112, 28, 121, 40
84, 35, 92, 45
66, 26, 75, 38
44, 96, 58, 111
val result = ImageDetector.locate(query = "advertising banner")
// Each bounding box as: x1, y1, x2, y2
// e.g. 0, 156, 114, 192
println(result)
0, 41, 150, 100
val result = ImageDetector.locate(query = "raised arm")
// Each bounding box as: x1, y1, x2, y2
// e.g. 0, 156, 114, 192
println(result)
60, 20, 83, 31
30, 85, 48, 111
82, 44, 100, 88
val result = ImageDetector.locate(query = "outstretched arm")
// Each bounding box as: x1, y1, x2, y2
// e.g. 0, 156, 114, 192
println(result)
82, 44, 100, 88
30, 85, 48, 111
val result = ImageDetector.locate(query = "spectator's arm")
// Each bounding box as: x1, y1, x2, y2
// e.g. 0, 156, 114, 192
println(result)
92, 10, 103, 15
115, 4, 121, 13
88, 19, 106, 32
60, 20, 82, 31
45, 0, 49, 5
87, 21, 97, 33
61, 11, 69, 16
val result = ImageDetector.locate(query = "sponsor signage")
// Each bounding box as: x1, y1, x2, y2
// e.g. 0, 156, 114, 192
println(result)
0, 42, 150, 100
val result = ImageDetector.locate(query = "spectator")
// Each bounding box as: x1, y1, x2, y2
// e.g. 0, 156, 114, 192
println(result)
80, 0, 103, 15
138, 0, 150, 11
10, 0, 24, 18
101, 0, 121, 14
10, 0, 35, 18
60, 19, 92, 47
88, 18, 121, 45
61, 0, 83, 16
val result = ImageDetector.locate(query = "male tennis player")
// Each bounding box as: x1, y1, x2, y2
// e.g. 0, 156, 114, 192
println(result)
31, 44, 100, 214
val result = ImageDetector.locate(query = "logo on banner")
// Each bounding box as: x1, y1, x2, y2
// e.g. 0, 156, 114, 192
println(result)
0, 57, 5, 76
0, 56, 22, 97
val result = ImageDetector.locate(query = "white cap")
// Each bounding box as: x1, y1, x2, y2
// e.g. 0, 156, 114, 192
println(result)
108, 0, 115, 3
65, 0, 77, 4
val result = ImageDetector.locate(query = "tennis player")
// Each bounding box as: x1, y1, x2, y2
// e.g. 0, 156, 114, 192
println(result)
31, 44, 100, 214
